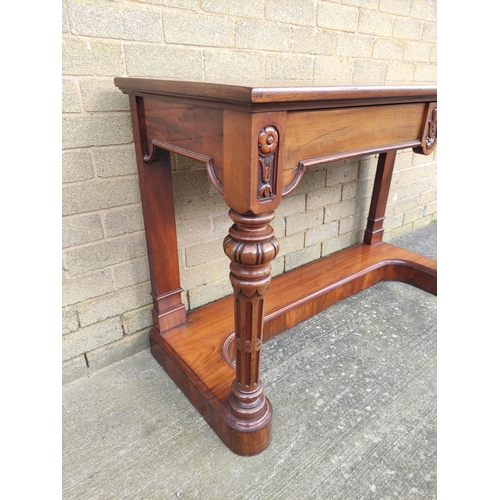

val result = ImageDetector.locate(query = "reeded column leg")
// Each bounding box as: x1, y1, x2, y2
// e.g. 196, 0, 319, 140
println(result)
223, 209, 279, 420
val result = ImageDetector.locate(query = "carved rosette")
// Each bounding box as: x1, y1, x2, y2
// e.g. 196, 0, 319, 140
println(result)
223, 209, 279, 420
425, 107, 437, 149
257, 126, 279, 202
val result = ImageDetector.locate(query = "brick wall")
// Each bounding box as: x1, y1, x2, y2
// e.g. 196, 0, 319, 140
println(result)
62, 0, 437, 383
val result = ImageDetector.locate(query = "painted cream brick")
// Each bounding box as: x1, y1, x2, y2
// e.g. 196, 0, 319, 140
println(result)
403, 206, 426, 224
62, 355, 88, 385
62, 306, 79, 335
351, 177, 374, 199
265, 0, 316, 27
62, 317, 123, 361
93, 144, 137, 177
326, 161, 359, 186
235, 19, 291, 51
392, 17, 423, 41
163, 9, 234, 47
63, 269, 115, 307
188, 278, 232, 309
214, 259, 230, 281
305, 221, 339, 247
384, 213, 405, 231
386, 60, 415, 83
392, 165, 424, 188
265, 53, 314, 80
185, 237, 225, 267
137, 0, 197, 9
412, 152, 435, 166
279, 231, 305, 255
124, 44, 203, 79
422, 162, 437, 178
413, 214, 436, 229
430, 44, 437, 63
292, 168, 327, 195
79, 78, 130, 112
62, 37, 124, 76
63, 213, 104, 248
394, 150, 414, 170
422, 22, 437, 43
85, 329, 150, 372
358, 10, 394, 37
175, 193, 227, 221
336, 32, 373, 58
414, 62, 437, 83
353, 195, 372, 216
65, 233, 147, 276
342, 0, 378, 8
286, 209, 323, 235
271, 256, 285, 277
411, 0, 436, 22
62, 114, 132, 149
358, 157, 378, 180
62, 1, 70, 33
424, 201, 437, 216
306, 185, 342, 211
342, 180, 357, 201
285, 244, 322, 272
372, 38, 405, 60
77, 282, 151, 328
404, 41, 431, 62
203, 50, 265, 83
62, 177, 141, 216
112, 256, 150, 289
292, 27, 336, 55
390, 193, 421, 215
379, 0, 412, 16
271, 216, 286, 239
67, 0, 162, 42
201, 0, 263, 19
63, 78, 81, 113
181, 262, 215, 290
353, 60, 387, 85
324, 199, 357, 224
314, 55, 353, 82
103, 204, 145, 237
212, 214, 232, 239
317, 2, 358, 32
170, 154, 200, 172
176, 217, 213, 247
322, 232, 357, 256
62, 150, 94, 183
276, 193, 306, 218
173, 170, 211, 198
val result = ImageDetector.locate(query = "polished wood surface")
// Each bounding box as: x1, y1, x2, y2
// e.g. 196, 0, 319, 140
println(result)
114, 78, 437, 456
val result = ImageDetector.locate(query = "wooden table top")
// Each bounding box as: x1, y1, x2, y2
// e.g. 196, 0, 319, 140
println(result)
114, 78, 437, 109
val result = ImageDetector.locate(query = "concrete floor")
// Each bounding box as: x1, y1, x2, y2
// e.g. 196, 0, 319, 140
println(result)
63, 222, 437, 500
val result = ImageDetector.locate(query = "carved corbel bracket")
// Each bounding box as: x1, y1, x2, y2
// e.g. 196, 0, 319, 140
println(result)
413, 103, 437, 155
143, 138, 224, 194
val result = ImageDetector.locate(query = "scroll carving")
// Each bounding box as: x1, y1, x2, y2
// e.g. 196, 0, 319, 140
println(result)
425, 108, 437, 149
413, 104, 437, 155
257, 126, 279, 202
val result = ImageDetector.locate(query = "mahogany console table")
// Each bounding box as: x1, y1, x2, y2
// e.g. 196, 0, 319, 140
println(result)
114, 78, 437, 456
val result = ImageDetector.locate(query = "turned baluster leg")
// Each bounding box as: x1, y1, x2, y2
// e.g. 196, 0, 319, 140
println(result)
363, 150, 397, 245
223, 209, 279, 420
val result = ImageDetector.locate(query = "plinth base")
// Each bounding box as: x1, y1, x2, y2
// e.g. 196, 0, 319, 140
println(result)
149, 242, 437, 456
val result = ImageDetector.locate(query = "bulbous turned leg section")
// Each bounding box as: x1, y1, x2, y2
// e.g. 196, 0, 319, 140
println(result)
223, 209, 279, 421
